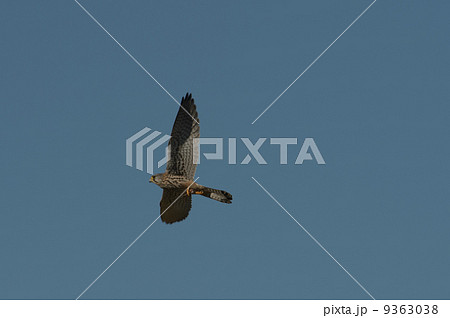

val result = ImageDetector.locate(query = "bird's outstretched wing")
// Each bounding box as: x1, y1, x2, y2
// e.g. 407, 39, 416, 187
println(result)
165, 93, 200, 179
160, 189, 192, 224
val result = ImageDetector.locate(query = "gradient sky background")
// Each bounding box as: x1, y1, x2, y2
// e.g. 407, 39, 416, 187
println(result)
1, 0, 449, 299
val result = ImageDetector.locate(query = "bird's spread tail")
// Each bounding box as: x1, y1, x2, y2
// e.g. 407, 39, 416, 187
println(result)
196, 187, 232, 204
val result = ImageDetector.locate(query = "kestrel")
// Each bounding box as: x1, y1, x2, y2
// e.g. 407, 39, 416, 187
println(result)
150, 93, 232, 224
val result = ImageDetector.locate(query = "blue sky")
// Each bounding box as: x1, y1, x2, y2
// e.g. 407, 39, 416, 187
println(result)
1, 0, 449, 299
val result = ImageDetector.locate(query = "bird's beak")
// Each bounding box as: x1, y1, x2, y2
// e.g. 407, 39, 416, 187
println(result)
149, 176, 154, 183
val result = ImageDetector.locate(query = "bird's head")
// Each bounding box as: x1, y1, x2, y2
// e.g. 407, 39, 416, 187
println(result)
149, 173, 164, 185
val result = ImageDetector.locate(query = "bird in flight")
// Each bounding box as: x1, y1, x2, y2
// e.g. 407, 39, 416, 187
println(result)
150, 93, 232, 224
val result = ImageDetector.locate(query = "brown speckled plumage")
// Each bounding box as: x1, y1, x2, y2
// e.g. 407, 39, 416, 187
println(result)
150, 93, 232, 224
